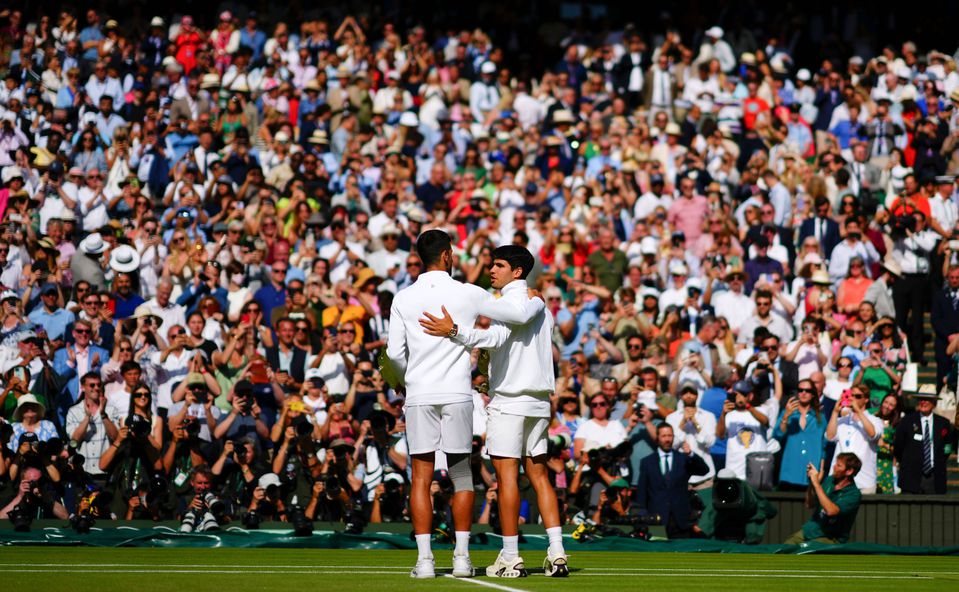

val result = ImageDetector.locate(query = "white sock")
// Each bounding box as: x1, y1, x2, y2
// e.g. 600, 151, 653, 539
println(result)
546, 527, 565, 556
454, 531, 470, 556
502, 535, 519, 560
415, 534, 433, 560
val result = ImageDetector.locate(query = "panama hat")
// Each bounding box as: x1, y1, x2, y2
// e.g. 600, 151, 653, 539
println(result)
13, 394, 45, 422
109, 244, 140, 273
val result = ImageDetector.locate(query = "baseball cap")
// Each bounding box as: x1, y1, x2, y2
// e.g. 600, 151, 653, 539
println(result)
732, 380, 753, 395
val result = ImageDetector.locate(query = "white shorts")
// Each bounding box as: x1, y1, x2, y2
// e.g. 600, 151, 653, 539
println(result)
485, 407, 549, 459
405, 401, 473, 455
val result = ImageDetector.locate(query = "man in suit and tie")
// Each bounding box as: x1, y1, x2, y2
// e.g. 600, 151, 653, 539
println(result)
637, 423, 709, 538
798, 197, 842, 259
894, 387, 957, 494
931, 266, 959, 387
51, 318, 109, 427
847, 142, 883, 213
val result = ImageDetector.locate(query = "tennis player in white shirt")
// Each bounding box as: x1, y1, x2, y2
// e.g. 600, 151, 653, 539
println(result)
420, 245, 569, 578
386, 231, 543, 579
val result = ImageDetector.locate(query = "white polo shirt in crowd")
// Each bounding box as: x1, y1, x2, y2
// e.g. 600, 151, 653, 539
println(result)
723, 409, 767, 480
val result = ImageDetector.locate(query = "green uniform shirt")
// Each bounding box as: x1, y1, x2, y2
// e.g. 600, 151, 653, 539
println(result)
802, 476, 861, 542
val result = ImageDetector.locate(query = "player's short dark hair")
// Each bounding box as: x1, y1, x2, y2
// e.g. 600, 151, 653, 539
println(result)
416, 229, 452, 267
492, 245, 535, 279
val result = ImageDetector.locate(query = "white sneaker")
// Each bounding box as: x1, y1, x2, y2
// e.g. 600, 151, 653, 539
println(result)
452, 555, 475, 577
543, 548, 569, 577
410, 557, 436, 579
485, 551, 527, 578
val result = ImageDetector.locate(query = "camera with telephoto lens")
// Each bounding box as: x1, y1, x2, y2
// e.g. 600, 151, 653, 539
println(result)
344, 500, 365, 534
547, 433, 572, 458
287, 504, 313, 536
203, 492, 226, 518
183, 417, 201, 440
324, 475, 342, 499
231, 441, 247, 464
632, 401, 646, 415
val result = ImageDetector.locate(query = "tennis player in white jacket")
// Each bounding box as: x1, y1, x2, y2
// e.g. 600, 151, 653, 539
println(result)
420, 245, 569, 578
386, 230, 543, 579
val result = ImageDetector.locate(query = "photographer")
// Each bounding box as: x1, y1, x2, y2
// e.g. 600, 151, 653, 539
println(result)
168, 371, 222, 446
7, 431, 61, 485
213, 379, 268, 443
345, 361, 389, 423
211, 436, 264, 514
889, 210, 938, 363
179, 465, 228, 532
303, 440, 361, 522
272, 414, 326, 506
99, 391, 164, 516
369, 473, 408, 523
0, 466, 68, 521
590, 477, 633, 526
357, 410, 408, 501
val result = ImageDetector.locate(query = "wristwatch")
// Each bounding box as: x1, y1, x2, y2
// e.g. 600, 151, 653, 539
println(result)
448, 324, 459, 338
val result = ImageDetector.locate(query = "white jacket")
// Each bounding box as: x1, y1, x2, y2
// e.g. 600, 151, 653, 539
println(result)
386, 271, 542, 407
453, 280, 554, 417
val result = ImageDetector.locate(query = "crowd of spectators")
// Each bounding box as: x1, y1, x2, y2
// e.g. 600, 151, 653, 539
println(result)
0, 7, 957, 536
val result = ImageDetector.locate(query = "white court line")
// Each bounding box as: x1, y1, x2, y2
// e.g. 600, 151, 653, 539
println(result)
0, 567, 938, 581
443, 574, 528, 592
0, 564, 952, 576
1, 569, 405, 575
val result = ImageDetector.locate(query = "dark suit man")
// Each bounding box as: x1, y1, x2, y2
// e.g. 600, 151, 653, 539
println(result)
894, 390, 957, 494
264, 317, 308, 394
798, 197, 842, 259
931, 266, 959, 387
638, 424, 709, 538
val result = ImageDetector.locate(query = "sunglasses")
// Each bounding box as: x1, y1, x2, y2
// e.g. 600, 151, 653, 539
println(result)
838, 362, 852, 368
119, 347, 133, 352
851, 394, 866, 400
798, 387, 816, 394
627, 344, 643, 349
134, 391, 151, 398
74, 328, 91, 335
339, 328, 356, 334
590, 402, 608, 408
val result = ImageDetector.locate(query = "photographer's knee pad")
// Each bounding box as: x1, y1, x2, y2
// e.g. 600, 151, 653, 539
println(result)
447, 453, 473, 492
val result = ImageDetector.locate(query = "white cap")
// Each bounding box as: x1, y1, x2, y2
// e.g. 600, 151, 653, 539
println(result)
258, 473, 282, 489
705, 26, 724, 38
796, 68, 811, 82
640, 236, 659, 255
480, 61, 497, 74
637, 390, 659, 410
686, 277, 704, 292
399, 111, 419, 127
150, 16, 165, 27
305, 368, 325, 381
669, 260, 689, 276
897, 65, 913, 79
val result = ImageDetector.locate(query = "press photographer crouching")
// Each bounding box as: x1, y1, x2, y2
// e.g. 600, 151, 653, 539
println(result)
211, 435, 265, 519
179, 465, 228, 532
304, 438, 362, 524
1, 428, 69, 529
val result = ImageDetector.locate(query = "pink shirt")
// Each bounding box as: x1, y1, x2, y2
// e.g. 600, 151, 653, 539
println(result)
667, 195, 710, 242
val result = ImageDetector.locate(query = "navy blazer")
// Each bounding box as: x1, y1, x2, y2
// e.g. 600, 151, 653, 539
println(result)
637, 450, 709, 530
798, 217, 842, 259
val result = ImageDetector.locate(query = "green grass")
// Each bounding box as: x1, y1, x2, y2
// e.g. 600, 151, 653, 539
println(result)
1, 548, 957, 591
